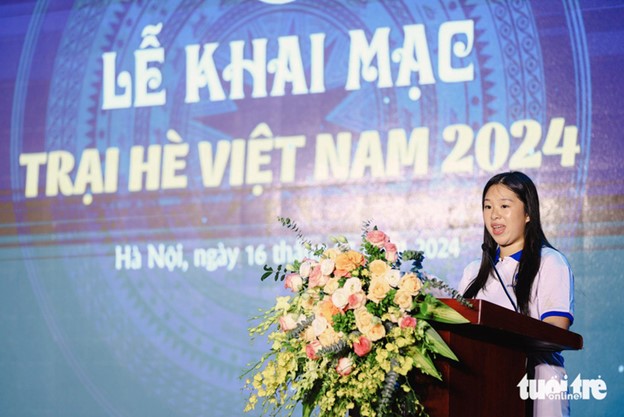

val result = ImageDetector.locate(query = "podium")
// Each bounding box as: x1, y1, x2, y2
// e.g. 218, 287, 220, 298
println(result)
420, 299, 583, 417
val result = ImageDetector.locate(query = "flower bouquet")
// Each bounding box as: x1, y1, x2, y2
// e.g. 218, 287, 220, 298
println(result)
243, 218, 471, 417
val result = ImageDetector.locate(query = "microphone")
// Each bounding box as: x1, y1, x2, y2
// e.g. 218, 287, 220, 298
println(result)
481, 244, 518, 312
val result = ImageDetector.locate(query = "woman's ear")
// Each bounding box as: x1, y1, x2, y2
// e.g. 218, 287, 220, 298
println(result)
525, 214, 530, 223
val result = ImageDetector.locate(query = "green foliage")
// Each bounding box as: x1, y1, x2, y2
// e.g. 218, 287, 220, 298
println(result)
366, 290, 398, 317
289, 315, 315, 339
401, 249, 425, 269
261, 264, 287, 282
332, 310, 356, 334
377, 359, 398, 415
424, 326, 458, 361
408, 347, 442, 381
411, 294, 470, 324
420, 274, 474, 308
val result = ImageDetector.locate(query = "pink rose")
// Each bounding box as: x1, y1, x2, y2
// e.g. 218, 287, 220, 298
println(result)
347, 291, 366, 310
284, 273, 303, 292
306, 340, 322, 360
308, 265, 325, 288
400, 315, 417, 329
366, 230, 390, 248
353, 336, 372, 357
384, 242, 398, 263
335, 357, 354, 376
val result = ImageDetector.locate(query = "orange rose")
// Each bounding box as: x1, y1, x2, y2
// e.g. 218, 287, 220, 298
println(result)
335, 250, 365, 276
315, 298, 341, 325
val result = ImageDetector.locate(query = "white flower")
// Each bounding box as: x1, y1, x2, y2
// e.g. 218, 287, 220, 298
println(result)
385, 269, 401, 287
311, 316, 329, 337
320, 258, 335, 275
299, 261, 312, 278
279, 314, 298, 331
343, 277, 363, 293
331, 287, 350, 309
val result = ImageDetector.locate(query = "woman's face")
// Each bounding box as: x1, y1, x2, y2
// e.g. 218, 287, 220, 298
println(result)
483, 184, 529, 257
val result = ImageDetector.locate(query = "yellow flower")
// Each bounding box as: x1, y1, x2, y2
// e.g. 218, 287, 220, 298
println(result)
275, 296, 291, 312
244, 394, 257, 411
398, 357, 413, 375
368, 321, 386, 341
323, 247, 341, 260
354, 307, 374, 333
399, 272, 422, 295
367, 276, 391, 304
323, 277, 341, 294
300, 290, 319, 312
368, 259, 389, 278
393, 289, 413, 310
395, 336, 408, 348
244, 223, 463, 417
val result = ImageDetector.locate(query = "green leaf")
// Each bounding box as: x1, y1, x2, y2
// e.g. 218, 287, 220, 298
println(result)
429, 303, 470, 324
410, 348, 442, 380
302, 402, 313, 417
302, 380, 322, 417
425, 327, 458, 361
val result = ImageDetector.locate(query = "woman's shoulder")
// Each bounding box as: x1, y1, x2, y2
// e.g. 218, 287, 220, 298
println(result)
463, 258, 481, 273
539, 246, 573, 276
541, 246, 571, 266
458, 258, 481, 294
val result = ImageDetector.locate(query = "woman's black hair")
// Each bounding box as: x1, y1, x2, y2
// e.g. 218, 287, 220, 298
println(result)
463, 171, 553, 315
